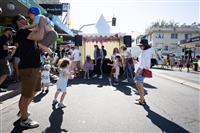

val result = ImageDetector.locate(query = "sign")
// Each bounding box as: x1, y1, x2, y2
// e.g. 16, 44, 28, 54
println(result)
62, 3, 70, 12
40, 4, 62, 15
180, 36, 200, 44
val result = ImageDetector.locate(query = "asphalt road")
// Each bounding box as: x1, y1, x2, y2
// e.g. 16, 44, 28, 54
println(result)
0, 74, 199, 133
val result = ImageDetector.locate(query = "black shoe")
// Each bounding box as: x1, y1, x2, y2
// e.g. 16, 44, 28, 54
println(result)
45, 89, 49, 93
0, 88, 7, 92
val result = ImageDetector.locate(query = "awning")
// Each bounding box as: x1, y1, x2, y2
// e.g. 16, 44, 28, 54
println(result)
52, 15, 74, 36
17, 0, 47, 14
178, 36, 200, 48
0, 0, 47, 17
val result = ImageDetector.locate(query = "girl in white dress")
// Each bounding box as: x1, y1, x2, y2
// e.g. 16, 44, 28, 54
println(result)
41, 64, 51, 93
53, 59, 73, 108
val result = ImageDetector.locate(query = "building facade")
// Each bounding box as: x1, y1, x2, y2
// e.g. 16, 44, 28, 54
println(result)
144, 24, 200, 57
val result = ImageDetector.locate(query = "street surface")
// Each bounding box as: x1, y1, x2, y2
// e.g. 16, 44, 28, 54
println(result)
0, 70, 200, 133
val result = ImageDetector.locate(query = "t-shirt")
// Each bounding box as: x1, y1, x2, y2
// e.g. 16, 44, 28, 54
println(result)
15, 29, 40, 69
0, 35, 9, 59
33, 15, 54, 26
72, 49, 81, 61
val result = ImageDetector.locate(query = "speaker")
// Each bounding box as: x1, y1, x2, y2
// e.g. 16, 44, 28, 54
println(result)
75, 35, 82, 46
123, 35, 132, 47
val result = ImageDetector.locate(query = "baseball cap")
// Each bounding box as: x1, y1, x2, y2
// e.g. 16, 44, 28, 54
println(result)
28, 6, 41, 15
137, 38, 148, 46
12, 14, 26, 23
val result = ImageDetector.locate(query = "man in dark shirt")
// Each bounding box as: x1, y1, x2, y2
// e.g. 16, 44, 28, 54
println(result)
13, 14, 44, 128
0, 27, 16, 92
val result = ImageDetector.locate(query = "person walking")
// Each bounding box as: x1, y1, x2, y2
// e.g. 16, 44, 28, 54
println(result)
135, 39, 152, 105
13, 14, 43, 128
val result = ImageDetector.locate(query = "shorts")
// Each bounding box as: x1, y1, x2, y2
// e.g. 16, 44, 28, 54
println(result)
14, 57, 20, 64
135, 70, 144, 83
38, 30, 58, 47
0, 59, 10, 76
19, 68, 41, 98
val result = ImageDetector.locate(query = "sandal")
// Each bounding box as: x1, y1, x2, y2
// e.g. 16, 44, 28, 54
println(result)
138, 101, 145, 106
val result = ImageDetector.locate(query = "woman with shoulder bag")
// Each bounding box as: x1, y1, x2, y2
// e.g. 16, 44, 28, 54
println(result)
135, 38, 152, 105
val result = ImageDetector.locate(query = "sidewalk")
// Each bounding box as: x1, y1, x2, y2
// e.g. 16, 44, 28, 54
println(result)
0, 68, 199, 102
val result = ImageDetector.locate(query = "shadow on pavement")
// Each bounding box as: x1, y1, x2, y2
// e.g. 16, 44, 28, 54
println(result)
43, 108, 68, 133
68, 75, 110, 87
69, 74, 157, 96
143, 83, 157, 89
33, 92, 48, 103
11, 118, 34, 133
114, 82, 135, 96
143, 104, 190, 133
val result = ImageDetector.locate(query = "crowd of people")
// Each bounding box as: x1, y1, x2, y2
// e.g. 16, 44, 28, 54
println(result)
0, 6, 153, 129
161, 53, 193, 72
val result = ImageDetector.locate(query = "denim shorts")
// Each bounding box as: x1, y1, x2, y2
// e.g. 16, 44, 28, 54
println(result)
135, 70, 144, 83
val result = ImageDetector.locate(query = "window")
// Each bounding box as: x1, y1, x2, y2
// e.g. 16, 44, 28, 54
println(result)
185, 34, 192, 39
155, 32, 164, 39
171, 33, 178, 39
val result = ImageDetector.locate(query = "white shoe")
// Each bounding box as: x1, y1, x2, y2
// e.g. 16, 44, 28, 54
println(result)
20, 118, 39, 128
122, 79, 128, 82
93, 74, 97, 78
99, 75, 103, 79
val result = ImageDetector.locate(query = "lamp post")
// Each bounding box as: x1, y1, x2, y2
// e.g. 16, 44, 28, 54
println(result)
78, 17, 116, 33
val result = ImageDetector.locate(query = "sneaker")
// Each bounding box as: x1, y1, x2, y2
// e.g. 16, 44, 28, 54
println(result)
92, 74, 97, 78
57, 102, 66, 109
98, 75, 103, 79
17, 110, 31, 117
52, 99, 58, 105
20, 118, 39, 128
0, 88, 7, 92
122, 79, 128, 82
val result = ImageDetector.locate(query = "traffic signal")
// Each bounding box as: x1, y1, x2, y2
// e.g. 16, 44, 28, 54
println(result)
112, 17, 116, 26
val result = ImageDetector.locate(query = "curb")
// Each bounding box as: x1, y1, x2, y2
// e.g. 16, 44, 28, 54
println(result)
154, 72, 200, 90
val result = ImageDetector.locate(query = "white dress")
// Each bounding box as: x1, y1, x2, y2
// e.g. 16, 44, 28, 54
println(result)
56, 68, 69, 92
41, 70, 50, 86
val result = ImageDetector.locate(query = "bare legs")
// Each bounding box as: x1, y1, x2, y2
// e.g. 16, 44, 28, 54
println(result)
136, 81, 145, 104
54, 90, 66, 103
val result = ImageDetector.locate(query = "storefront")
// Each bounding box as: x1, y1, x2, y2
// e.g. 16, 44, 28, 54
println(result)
179, 36, 200, 71
179, 36, 200, 59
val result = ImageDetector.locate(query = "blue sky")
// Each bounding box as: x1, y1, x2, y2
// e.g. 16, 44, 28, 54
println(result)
61, 0, 199, 35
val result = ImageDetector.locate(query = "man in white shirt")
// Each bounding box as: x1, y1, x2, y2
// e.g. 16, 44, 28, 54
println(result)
71, 46, 81, 76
